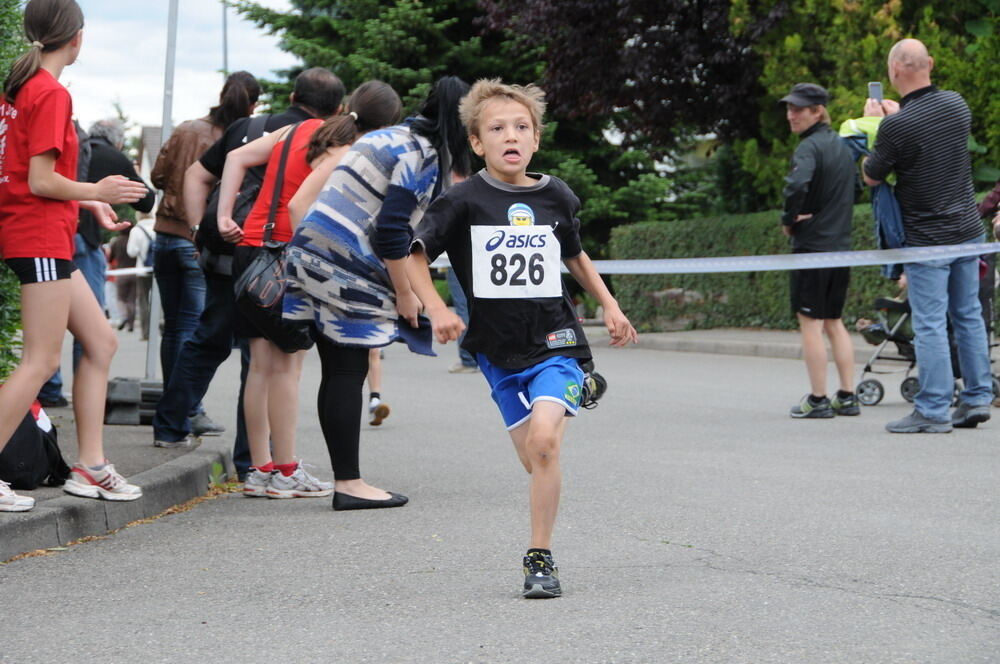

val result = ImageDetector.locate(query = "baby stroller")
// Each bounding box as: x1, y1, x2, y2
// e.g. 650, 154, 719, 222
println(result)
855, 287, 1000, 406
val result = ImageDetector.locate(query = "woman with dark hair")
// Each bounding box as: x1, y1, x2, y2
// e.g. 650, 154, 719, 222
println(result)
0, 0, 149, 510
282, 76, 472, 511
214, 81, 403, 499
149, 70, 260, 439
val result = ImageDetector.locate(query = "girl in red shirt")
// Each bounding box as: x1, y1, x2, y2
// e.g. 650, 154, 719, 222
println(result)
215, 81, 402, 499
0, 0, 148, 511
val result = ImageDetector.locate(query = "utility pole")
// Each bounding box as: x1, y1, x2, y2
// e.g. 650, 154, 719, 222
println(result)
222, 0, 229, 77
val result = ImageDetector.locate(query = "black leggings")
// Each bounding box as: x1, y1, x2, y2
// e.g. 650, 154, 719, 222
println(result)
315, 337, 370, 480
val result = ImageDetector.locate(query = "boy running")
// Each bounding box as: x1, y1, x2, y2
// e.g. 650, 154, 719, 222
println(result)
407, 79, 638, 598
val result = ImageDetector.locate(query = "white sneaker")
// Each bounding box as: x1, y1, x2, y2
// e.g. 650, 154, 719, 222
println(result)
448, 362, 478, 374
266, 463, 334, 498
243, 468, 274, 497
63, 463, 142, 501
0, 479, 34, 512
369, 397, 391, 426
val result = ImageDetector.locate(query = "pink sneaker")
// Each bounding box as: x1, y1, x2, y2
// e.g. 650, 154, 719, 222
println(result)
63, 463, 142, 501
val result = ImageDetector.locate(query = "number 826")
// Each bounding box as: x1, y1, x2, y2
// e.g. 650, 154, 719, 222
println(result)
490, 253, 544, 286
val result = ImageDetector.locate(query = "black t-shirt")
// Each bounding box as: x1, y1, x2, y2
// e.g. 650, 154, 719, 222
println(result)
414, 169, 591, 370
198, 105, 314, 178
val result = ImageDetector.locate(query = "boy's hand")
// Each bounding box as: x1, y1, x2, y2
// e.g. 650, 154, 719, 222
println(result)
427, 306, 466, 344
82, 200, 131, 232
604, 305, 638, 347
395, 289, 421, 328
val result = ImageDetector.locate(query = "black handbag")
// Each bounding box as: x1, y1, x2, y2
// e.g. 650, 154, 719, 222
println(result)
232, 123, 314, 353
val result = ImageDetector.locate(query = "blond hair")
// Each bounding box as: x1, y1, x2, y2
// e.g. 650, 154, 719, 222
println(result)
459, 78, 546, 137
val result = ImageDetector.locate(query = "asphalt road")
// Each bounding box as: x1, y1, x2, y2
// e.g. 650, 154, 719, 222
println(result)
1, 334, 997, 663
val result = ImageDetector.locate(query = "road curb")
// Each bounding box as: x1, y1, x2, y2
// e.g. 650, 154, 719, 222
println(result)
1, 446, 231, 562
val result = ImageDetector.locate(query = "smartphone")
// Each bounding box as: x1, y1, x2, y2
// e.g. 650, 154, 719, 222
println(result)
868, 81, 883, 102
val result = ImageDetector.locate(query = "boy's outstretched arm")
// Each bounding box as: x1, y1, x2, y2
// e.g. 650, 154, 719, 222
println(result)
564, 251, 639, 347
406, 247, 466, 344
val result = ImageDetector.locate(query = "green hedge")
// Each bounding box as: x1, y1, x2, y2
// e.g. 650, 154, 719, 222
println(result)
609, 206, 993, 331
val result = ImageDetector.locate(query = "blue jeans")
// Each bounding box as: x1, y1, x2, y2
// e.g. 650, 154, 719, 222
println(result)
153, 233, 206, 416
446, 268, 475, 367
905, 247, 993, 421
152, 271, 251, 476
38, 235, 106, 401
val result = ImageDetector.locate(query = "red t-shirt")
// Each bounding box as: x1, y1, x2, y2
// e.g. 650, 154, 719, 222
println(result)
0, 69, 79, 260
239, 118, 322, 247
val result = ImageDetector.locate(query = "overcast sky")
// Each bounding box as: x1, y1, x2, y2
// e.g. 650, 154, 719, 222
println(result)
61, 0, 299, 131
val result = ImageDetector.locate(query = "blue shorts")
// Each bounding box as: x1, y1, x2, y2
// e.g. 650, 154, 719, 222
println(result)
477, 354, 585, 430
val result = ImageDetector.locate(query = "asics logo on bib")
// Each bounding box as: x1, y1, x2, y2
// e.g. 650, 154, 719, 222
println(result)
484, 230, 548, 252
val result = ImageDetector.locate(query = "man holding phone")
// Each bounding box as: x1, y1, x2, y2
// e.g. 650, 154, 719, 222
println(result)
778, 83, 859, 419
863, 38, 992, 433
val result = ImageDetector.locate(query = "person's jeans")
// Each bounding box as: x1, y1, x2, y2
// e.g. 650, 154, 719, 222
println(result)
38, 234, 106, 401
905, 247, 993, 421
153, 233, 206, 416
446, 268, 476, 367
152, 271, 250, 477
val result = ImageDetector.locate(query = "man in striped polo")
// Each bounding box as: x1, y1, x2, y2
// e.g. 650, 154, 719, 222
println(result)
863, 38, 992, 433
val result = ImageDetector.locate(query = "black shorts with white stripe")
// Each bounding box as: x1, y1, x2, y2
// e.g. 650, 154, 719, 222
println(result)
4, 257, 77, 284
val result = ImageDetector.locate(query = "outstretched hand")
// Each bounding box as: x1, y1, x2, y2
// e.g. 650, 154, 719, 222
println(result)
81, 200, 131, 232
94, 175, 147, 205
604, 305, 638, 347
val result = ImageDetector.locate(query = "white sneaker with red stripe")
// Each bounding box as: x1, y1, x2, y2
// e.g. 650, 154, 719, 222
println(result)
0, 479, 34, 512
63, 463, 142, 501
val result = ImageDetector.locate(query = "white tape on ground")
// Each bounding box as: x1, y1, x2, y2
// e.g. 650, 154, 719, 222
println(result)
431, 242, 1000, 274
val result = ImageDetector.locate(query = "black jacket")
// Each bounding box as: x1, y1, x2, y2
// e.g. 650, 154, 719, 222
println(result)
782, 122, 856, 252
78, 136, 155, 248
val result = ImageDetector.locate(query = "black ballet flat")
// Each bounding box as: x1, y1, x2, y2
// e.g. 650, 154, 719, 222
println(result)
332, 491, 409, 511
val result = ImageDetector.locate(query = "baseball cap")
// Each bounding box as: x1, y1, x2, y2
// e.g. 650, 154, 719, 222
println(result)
778, 83, 830, 107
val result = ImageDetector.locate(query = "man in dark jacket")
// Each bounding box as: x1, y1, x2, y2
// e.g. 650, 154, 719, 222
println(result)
38, 118, 155, 407
779, 83, 860, 420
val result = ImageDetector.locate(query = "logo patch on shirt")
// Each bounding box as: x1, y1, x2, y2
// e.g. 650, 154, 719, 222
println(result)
507, 203, 535, 226
545, 328, 577, 349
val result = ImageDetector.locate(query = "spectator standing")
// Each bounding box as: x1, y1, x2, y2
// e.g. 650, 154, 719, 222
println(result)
37, 117, 154, 405
126, 212, 155, 339
282, 76, 471, 510
153, 68, 345, 480
0, 0, 148, 511
108, 227, 136, 331
778, 83, 859, 419
149, 71, 260, 438
863, 38, 993, 432
216, 80, 401, 497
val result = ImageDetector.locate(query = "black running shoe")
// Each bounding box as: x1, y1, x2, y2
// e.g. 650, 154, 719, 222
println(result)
831, 392, 860, 416
579, 360, 607, 410
522, 550, 561, 598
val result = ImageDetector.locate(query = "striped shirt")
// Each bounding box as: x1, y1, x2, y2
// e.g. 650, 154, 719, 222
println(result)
864, 86, 982, 247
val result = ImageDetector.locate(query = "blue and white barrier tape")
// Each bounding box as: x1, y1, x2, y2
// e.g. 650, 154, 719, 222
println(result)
433, 242, 1000, 274
109, 242, 998, 277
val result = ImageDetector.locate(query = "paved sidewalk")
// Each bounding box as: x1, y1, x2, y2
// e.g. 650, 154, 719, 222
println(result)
0, 325, 890, 561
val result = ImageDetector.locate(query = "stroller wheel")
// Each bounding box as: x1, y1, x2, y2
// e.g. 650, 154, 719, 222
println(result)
900, 376, 919, 403
857, 379, 884, 406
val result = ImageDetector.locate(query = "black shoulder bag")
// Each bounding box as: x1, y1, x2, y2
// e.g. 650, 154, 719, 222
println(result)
232, 122, 314, 353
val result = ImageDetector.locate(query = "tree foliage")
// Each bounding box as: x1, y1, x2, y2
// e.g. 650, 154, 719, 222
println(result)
482, 0, 790, 153
731, 0, 1000, 208
0, 0, 23, 380
233, 0, 685, 255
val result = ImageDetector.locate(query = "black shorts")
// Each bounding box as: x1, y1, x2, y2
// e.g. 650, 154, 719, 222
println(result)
4, 258, 77, 285
231, 245, 264, 339
790, 266, 850, 319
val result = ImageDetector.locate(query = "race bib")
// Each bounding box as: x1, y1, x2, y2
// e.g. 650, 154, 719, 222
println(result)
470, 225, 562, 299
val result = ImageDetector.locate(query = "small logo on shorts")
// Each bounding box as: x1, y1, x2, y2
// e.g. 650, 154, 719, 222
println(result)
564, 382, 581, 406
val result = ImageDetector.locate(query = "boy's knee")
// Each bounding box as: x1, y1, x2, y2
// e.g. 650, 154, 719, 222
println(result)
526, 429, 560, 462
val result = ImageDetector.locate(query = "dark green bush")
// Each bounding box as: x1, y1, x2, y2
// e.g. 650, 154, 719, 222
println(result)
0, 266, 19, 380
609, 206, 993, 331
